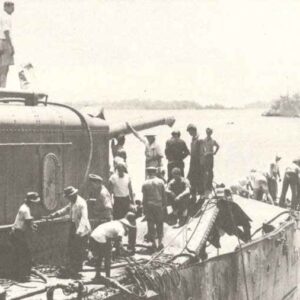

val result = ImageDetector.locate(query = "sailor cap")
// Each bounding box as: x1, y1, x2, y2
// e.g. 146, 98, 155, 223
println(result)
26, 192, 40, 203
88, 174, 103, 182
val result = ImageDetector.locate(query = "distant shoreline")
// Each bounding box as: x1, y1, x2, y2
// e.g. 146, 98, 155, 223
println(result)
75, 100, 268, 110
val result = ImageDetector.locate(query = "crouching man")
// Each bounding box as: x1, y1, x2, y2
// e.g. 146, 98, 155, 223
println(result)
89, 212, 136, 280
45, 186, 91, 278
10, 192, 40, 281
165, 168, 190, 227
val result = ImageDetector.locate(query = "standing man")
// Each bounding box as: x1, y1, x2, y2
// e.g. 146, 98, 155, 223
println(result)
186, 124, 205, 202
279, 158, 300, 210
203, 128, 220, 193
46, 186, 91, 278
88, 174, 113, 227
111, 135, 127, 162
267, 155, 282, 203
111, 135, 128, 171
0, 0, 14, 87
89, 212, 136, 280
166, 168, 190, 227
142, 167, 166, 251
165, 130, 190, 181
10, 192, 40, 281
126, 122, 163, 178
109, 163, 134, 220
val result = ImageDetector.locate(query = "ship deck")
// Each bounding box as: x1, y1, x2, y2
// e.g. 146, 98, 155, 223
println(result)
2, 196, 293, 300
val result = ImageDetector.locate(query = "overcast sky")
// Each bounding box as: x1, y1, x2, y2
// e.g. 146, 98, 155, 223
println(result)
8, 0, 300, 106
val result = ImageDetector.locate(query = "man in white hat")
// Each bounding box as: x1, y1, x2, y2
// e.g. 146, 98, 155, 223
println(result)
89, 212, 136, 280
10, 192, 40, 281
0, 0, 14, 87
46, 186, 91, 278
126, 122, 163, 178
88, 174, 113, 227
279, 158, 300, 210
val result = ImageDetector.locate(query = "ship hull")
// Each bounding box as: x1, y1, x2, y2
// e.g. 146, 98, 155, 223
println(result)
108, 219, 299, 300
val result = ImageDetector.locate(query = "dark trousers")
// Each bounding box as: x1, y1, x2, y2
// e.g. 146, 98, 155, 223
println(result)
188, 166, 205, 201
68, 224, 88, 273
90, 238, 112, 277
9, 229, 32, 280
146, 205, 164, 242
279, 172, 299, 210
267, 178, 278, 202
253, 187, 264, 201
167, 161, 184, 182
128, 227, 136, 252
113, 196, 130, 220
204, 154, 214, 192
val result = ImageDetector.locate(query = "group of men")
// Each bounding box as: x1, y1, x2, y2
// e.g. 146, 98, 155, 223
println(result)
231, 156, 300, 210
10, 122, 220, 282
10, 179, 137, 282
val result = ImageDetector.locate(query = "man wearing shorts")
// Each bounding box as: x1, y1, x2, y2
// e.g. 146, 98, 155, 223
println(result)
0, 1, 14, 87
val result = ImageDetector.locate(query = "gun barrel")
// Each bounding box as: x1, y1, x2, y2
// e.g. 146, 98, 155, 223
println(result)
109, 116, 175, 139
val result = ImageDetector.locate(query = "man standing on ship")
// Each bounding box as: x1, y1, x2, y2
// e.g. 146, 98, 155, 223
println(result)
109, 163, 134, 220
111, 135, 128, 171
279, 158, 300, 210
203, 128, 220, 193
10, 192, 40, 281
142, 167, 166, 251
126, 122, 163, 178
267, 155, 281, 203
186, 124, 205, 202
88, 174, 113, 227
0, 0, 14, 87
46, 186, 91, 278
165, 130, 190, 181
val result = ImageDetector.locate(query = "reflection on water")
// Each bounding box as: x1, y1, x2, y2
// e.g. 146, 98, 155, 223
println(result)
84, 108, 300, 199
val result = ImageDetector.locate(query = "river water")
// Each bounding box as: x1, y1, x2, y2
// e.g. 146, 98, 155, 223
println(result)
84, 108, 300, 200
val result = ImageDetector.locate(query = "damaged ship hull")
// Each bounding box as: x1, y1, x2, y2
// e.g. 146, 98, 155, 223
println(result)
109, 219, 299, 300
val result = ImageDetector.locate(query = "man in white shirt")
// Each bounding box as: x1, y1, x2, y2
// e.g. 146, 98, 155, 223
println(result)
89, 212, 136, 280
0, 0, 14, 87
247, 170, 274, 205
109, 163, 134, 220
46, 186, 91, 278
10, 192, 40, 281
279, 158, 300, 210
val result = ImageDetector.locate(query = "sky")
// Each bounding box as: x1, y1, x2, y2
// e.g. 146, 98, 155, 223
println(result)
7, 0, 300, 106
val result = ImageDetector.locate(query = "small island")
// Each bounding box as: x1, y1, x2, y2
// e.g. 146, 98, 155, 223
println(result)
263, 94, 300, 118
82, 99, 236, 110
